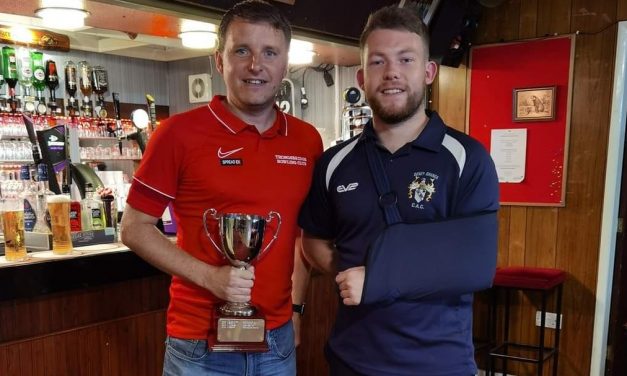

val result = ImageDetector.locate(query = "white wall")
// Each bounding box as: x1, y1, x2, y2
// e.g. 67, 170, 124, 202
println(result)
165, 54, 363, 148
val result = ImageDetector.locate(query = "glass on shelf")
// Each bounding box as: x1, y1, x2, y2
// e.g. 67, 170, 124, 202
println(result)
0, 114, 28, 138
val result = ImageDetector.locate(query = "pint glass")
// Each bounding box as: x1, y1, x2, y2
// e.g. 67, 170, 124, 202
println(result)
47, 195, 73, 254
1, 198, 27, 261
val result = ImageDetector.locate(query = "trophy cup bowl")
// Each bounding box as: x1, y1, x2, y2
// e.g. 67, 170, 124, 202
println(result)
203, 208, 281, 351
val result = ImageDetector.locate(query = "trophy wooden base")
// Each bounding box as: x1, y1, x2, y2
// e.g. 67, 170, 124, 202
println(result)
209, 314, 269, 352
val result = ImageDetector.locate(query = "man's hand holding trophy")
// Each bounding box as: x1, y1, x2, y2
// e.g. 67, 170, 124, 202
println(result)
203, 208, 281, 352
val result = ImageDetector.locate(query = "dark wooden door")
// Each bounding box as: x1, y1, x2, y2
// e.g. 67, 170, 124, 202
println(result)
607, 118, 627, 375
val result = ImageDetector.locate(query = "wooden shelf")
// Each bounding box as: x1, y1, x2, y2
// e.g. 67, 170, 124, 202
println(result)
82, 158, 140, 162
79, 137, 134, 141
0, 160, 34, 164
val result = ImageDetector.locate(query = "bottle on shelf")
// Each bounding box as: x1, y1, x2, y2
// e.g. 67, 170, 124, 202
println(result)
2, 46, 19, 112
0, 57, 5, 110
31, 51, 47, 116
45, 59, 60, 114
78, 61, 93, 118
16, 47, 34, 113
81, 182, 106, 231
64, 60, 78, 116
92, 66, 108, 119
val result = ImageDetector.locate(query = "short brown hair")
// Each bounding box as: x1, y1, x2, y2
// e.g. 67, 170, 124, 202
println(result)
217, 0, 292, 52
359, 4, 430, 58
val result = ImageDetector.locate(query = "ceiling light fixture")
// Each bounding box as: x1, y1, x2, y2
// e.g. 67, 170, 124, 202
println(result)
289, 39, 315, 65
35, 0, 90, 31
179, 20, 217, 49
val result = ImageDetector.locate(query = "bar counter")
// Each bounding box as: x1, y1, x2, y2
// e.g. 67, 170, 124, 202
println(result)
0, 243, 170, 374
0, 243, 164, 302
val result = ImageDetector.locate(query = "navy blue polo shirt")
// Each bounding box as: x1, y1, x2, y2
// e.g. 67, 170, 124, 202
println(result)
299, 111, 499, 376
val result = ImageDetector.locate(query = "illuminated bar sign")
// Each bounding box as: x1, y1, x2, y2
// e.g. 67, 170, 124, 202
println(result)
0, 25, 70, 52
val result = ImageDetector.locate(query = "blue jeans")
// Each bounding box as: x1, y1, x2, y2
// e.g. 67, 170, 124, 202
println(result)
163, 321, 296, 376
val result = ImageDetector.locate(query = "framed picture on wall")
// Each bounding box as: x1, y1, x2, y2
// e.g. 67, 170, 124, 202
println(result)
512, 86, 556, 121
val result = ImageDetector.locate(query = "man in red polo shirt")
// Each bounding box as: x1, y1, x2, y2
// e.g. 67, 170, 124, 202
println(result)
120, 1, 322, 374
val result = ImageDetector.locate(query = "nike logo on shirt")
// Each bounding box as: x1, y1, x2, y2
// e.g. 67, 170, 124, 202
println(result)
217, 147, 244, 159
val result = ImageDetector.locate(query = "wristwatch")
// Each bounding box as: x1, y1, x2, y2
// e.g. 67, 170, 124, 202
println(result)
292, 303, 305, 316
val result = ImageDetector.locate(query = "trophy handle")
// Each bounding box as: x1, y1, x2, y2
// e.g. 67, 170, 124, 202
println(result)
259, 211, 282, 258
202, 208, 223, 255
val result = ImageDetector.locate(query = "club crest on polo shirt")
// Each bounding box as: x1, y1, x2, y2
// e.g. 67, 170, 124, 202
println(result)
274, 154, 308, 166
408, 172, 438, 209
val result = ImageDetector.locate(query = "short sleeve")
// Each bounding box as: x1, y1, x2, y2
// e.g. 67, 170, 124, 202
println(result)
298, 155, 336, 239
126, 118, 182, 217
454, 139, 500, 215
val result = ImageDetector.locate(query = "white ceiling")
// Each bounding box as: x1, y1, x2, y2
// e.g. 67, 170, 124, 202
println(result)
0, 0, 360, 65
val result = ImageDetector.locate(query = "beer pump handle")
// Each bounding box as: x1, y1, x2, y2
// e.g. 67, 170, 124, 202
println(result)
22, 114, 43, 165
146, 94, 157, 131
112, 92, 123, 154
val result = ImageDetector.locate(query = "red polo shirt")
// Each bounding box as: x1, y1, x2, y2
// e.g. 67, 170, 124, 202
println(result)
127, 95, 323, 339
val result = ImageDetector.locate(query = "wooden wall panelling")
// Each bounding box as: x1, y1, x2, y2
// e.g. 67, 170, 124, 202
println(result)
554, 26, 617, 375
536, 0, 572, 38
469, 0, 623, 374
77, 326, 107, 376
620, 0, 627, 20
0, 310, 166, 376
525, 208, 559, 267
296, 273, 338, 376
519, 0, 539, 39
435, 64, 468, 130
497, 208, 512, 266
0, 275, 169, 344
475, 0, 522, 44
519, 208, 559, 374
571, 0, 617, 33
507, 207, 527, 266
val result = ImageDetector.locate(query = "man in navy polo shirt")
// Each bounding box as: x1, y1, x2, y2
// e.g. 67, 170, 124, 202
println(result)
298, 4, 499, 376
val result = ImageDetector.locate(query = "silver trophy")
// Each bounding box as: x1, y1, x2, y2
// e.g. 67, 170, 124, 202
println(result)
203, 208, 281, 351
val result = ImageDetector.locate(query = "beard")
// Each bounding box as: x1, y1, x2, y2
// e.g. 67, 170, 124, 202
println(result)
367, 88, 423, 124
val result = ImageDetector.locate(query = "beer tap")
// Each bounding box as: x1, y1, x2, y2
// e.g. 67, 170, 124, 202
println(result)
118, 93, 154, 155
146, 94, 157, 132
22, 113, 43, 165
111, 92, 124, 154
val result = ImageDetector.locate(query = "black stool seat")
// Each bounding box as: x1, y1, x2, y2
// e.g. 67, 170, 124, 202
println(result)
489, 266, 566, 376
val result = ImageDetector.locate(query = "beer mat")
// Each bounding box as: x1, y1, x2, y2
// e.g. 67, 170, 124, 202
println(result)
30, 251, 84, 259
74, 243, 120, 252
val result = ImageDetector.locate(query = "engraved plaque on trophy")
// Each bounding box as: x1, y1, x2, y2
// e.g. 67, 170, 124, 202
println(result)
203, 209, 281, 352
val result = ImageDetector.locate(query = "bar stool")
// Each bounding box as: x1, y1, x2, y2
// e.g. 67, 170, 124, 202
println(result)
473, 287, 497, 372
488, 266, 566, 376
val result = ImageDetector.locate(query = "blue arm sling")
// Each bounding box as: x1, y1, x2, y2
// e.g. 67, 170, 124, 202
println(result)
361, 139, 498, 305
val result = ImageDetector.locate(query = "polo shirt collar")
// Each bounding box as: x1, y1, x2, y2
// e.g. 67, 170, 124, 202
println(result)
359, 110, 446, 152
208, 95, 288, 137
